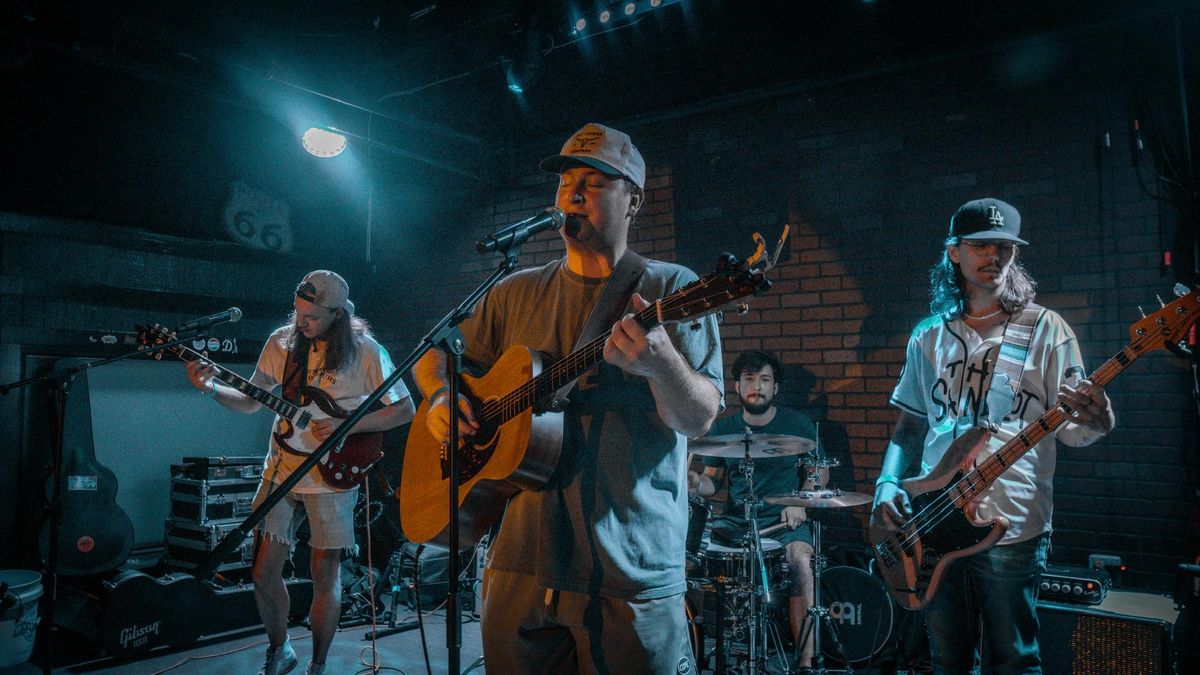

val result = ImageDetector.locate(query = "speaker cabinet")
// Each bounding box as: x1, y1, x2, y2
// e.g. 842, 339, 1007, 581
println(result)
1034, 592, 1177, 675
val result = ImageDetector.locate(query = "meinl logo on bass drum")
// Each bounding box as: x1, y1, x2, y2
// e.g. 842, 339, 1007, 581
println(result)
119, 620, 162, 650
828, 600, 864, 626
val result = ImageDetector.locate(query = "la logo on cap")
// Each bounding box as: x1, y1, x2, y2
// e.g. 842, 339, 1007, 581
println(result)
987, 205, 1005, 227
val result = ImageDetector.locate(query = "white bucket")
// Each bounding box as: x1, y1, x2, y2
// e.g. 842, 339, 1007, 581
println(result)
0, 570, 43, 668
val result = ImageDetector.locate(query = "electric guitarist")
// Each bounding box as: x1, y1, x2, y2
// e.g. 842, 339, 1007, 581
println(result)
186, 270, 414, 675
870, 199, 1115, 674
412, 124, 723, 673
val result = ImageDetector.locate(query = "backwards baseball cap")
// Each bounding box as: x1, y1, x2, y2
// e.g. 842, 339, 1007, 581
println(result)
296, 270, 355, 315
949, 198, 1028, 245
538, 122, 646, 189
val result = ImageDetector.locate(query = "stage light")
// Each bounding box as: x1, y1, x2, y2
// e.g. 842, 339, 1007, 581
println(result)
599, 9, 611, 23
302, 127, 346, 157
650, 0, 662, 7
624, 3, 636, 15
575, 17, 587, 32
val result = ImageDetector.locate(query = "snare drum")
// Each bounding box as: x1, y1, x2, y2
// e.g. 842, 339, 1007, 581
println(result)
685, 495, 711, 568
701, 538, 787, 589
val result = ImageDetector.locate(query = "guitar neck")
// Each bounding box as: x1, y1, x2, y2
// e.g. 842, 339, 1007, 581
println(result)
485, 304, 662, 424
964, 342, 1135, 498
170, 345, 303, 422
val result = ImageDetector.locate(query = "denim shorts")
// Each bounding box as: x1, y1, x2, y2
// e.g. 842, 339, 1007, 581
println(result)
250, 482, 358, 552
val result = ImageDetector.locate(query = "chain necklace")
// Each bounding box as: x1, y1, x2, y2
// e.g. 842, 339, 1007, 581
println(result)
963, 307, 1006, 321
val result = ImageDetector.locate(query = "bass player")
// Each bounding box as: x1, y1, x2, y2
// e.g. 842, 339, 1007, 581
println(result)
412, 123, 723, 673
870, 198, 1115, 674
186, 269, 414, 675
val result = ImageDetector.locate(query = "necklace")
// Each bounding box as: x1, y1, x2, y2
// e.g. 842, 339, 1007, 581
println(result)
963, 307, 1006, 321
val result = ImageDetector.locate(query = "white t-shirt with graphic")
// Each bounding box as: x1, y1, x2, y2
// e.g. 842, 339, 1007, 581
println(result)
252, 326, 410, 493
890, 309, 1085, 543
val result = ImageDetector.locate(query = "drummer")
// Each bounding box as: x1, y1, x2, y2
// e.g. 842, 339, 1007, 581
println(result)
688, 349, 820, 668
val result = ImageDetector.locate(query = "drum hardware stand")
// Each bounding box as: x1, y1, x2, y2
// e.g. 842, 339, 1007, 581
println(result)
737, 431, 771, 675
796, 440, 855, 675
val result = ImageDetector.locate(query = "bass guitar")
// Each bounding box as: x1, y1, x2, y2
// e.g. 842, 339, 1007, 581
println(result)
401, 247, 777, 549
870, 285, 1199, 610
137, 325, 384, 489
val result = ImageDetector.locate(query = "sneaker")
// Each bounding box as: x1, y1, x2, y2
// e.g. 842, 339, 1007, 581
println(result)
304, 663, 325, 675
258, 638, 298, 675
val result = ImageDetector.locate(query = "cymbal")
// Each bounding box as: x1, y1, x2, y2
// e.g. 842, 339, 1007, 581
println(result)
687, 434, 816, 458
764, 489, 873, 509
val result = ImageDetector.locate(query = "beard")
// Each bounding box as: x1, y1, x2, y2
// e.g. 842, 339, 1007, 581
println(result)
741, 396, 773, 415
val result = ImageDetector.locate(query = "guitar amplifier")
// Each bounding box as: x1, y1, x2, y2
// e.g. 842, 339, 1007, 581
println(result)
170, 475, 260, 524
1039, 564, 1110, 605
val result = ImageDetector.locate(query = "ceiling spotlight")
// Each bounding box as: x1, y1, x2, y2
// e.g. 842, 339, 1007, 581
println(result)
574, 17, 587, 32
624, 2, 636, 15
599, 9, 611, 23
650, 0, 662, 6
302, 127, 346, 157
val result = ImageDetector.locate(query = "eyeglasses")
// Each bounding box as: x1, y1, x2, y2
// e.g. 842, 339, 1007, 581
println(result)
960, 240, 1016, 254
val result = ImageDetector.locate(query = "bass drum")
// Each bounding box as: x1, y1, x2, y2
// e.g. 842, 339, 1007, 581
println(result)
820, 565, 894, 665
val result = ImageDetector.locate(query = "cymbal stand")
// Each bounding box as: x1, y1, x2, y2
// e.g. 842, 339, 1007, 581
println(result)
801, 431, 854, 675
738, 433, 771, 675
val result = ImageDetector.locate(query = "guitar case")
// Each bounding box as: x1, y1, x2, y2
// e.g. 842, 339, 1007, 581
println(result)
37, 359, 135, 576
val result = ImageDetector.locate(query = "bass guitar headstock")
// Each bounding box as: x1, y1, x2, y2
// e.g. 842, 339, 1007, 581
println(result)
1128, 284, 1199, 359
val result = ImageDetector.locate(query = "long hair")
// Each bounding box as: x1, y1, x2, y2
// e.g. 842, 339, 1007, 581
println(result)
280, 310, 373, 373
929, 236, 1037, 320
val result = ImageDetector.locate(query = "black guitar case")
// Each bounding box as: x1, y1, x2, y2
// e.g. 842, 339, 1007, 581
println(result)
37, 358, 135, 576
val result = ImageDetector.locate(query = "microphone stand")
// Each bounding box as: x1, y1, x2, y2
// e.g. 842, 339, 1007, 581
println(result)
198, 246, 523, 675
0, 330, 218, 674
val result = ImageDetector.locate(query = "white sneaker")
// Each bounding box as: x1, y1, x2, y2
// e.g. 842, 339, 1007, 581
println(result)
258, 638, 298, 675
304, 662, 325, 675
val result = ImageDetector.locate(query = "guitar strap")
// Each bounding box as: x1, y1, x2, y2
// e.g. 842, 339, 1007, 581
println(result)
982, 303, 1044, 427
281, 341, 309, 402
548, 250, 649, 408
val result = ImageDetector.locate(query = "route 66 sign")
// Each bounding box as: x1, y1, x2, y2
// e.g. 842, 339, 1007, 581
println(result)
222, 180, 293, 253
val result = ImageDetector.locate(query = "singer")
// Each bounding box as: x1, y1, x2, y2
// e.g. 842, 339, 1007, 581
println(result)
183, 269, 415, 675
413, 123, 723, 672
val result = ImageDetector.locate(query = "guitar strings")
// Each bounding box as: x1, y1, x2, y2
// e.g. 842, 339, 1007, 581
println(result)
887, 339, 1139, 553
477, 281, 723, 423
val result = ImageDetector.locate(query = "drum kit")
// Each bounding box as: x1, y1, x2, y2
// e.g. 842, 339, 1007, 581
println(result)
685, 428, 888, 675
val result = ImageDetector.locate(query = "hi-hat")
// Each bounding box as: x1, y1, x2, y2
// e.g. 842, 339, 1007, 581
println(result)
764, 489, 873, 508
687, 434, 815, 458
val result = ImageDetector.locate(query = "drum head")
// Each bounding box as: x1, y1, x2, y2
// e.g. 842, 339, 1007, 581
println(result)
819, 565, 894, 664
705, 538, 783, 560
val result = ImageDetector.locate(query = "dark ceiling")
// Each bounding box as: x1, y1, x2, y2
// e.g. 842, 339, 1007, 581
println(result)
2, 0, 1194, 248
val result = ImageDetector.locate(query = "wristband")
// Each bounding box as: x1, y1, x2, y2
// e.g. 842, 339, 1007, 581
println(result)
428, 386, 450, 404
200, 380, 217, 397
875, 473, 900, 488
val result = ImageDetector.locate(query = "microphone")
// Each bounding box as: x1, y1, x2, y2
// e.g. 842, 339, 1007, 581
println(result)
475, 207, 566, 254
178, 307, 243, 333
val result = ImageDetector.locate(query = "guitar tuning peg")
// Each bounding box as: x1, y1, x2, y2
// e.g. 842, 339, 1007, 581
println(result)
737, 302, 750, 315
1174, 283, 1190, 297
1137, 306, 1146, 318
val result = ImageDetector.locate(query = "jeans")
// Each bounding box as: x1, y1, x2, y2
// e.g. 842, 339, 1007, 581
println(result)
924, 533, 1050, 675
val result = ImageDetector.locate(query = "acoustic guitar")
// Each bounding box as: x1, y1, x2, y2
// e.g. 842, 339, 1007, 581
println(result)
401, 251, 774, 550
870, 285, 1199, 610
137, 325, 384, 489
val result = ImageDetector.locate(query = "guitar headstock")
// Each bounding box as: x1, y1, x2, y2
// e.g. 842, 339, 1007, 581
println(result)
135, 323, 179, 360
653, 234, 783, 325
1128, 285, 1199, 357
